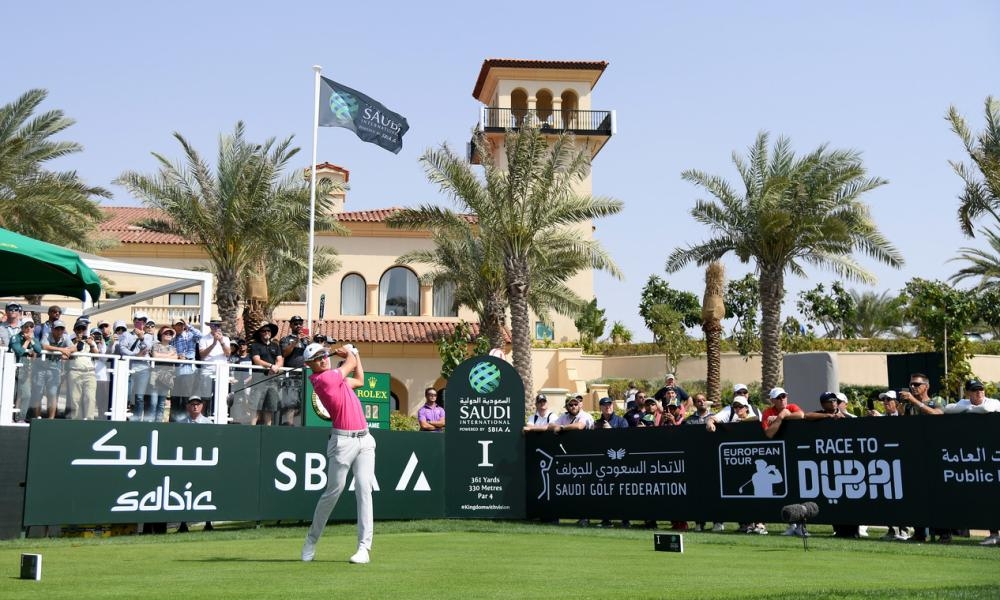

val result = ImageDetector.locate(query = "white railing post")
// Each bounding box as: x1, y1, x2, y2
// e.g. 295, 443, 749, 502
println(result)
0, 352, 18, 425
213, 361, 231, 424
111, 357, 132, 421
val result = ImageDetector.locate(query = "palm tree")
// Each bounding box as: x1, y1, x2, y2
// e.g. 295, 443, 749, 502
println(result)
949, 226, 1000, 291
947, 96, 1000, 237
396, 125, 622, 412
702, 261, 725, 405
115, 122, 345, 334
0, 89, 111, 250
848, 289, 904, 339
667, 132, 903, 391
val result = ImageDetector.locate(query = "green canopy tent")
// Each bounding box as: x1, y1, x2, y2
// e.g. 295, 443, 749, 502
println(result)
0, 227, 102, 301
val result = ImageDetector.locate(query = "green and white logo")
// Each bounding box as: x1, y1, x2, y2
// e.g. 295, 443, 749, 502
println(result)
328, 90, 358, 125
469, 361, 501, 394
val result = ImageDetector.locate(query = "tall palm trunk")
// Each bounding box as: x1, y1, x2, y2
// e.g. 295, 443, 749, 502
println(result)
506, 256, 533, 414
216, 268, 241, 336
702, 261, 725, 405
482, 291, 507, 351
758, 263, 785, 392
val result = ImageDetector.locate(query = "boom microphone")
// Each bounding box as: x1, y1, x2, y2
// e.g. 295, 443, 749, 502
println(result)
780, 501, 819, 523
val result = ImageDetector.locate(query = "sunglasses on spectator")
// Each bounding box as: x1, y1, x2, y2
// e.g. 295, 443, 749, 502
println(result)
909, 382, 927, 387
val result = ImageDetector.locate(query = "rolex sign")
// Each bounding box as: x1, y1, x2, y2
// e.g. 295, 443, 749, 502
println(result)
304, 369, 391, 429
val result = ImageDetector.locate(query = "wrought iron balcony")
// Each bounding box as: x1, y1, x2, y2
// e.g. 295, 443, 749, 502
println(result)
469, 107, 615, 163
477, 107, 614, 135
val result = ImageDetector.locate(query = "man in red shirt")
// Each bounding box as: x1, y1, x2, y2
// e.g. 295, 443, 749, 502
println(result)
762, 387, 803, 438
301, 342, 375, 565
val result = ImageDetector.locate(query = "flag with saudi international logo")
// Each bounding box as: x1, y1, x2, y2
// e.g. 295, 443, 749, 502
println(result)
318, 76, 409, 154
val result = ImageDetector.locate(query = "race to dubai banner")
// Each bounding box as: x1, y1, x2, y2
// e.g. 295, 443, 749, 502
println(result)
525, 415, 1000, 529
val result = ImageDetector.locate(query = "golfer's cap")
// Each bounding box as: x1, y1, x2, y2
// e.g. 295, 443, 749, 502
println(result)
289, 315, 304, 323
52, 320, 66, 329
665, 400, 681, 409
599, 397, 613, 406
732, 396, 750, 407
187, 396, 203, 404
73, 320, 88, 331
113, 319, 127, 331
835, 392, 848, 403
535, 394, 547, 403
21, 318, 34, 327
733, 383, 749, 394
665, 373, 676, 380
173, 318, 186, 325
5, 302, 21, 311
565, 396, 582, 406
878, 390, 897, 400
303, 343, 328, 362
90, 328, 102, 336
98, 320, 109, 327
768, 387, 787, 400
643, 398, 658, 406
625, 400, 637, 410
820, 391, 838, 403
145, 319, 156, 327
133, 312, 149, 321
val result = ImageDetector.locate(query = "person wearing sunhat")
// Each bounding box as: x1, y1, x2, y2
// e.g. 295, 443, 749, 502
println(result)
277, 316, 309, 426
250, 322, 282, 426
300, 341, 374, 564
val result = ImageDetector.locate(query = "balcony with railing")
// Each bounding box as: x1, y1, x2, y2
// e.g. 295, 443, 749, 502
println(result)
469, 107, 615, 163
478, 107, 613, 135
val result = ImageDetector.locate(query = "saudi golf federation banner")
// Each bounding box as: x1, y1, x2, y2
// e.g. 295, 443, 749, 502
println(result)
319, 77, 409, 153
445, 355, 525, 519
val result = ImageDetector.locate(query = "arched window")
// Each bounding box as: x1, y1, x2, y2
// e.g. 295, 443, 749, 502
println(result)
561, 90, 579, 129
340, 273, 366, 316
432, 281, 457, 317
536, 89, 553, 126
379, 267, 419, 316
511, 88, 528, 127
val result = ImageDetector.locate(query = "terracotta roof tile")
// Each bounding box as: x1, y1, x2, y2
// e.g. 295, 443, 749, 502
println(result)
473, 58, 609, 99
101, 206, 476, 243
100, 207, 192, 244
272, 319, 509, 345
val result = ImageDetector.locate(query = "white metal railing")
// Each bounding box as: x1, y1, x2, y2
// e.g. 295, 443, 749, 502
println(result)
0, 350, 301, 426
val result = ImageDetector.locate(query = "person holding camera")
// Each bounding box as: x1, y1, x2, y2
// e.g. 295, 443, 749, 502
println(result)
66, 320, 99, 420
278, 316, 310, 426
898, 373, 944, 415
866, 390, 901, 417
11, 319, 41, 420
119, 313, 155, 420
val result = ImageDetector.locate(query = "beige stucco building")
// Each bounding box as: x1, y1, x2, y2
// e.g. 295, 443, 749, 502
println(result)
21, 59, 617, 415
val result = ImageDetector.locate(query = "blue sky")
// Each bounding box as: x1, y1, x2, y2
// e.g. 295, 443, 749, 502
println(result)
4, 1, 998, 341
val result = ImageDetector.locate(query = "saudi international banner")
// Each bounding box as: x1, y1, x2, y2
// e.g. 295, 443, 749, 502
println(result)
444, 355, 525, 519
319, 77, 409, 154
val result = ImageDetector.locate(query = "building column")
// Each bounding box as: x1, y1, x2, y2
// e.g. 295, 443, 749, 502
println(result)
366, 284, 378, 316
420, 284, 432, 317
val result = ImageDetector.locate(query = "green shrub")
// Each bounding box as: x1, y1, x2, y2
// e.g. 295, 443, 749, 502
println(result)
390, 411, 418, 431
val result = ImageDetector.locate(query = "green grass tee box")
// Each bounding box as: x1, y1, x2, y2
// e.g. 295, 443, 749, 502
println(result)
0, 521, 998, 600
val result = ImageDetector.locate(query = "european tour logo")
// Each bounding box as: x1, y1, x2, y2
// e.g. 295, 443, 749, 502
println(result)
718, 441, 788, 499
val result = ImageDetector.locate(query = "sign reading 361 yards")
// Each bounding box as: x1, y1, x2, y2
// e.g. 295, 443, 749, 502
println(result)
445, 355, 525, 518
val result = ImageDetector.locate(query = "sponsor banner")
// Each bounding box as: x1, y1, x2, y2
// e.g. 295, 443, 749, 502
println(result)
259, 428, 444, 520
303, 369, 391, 430
445, 356, 525, 518
24, 420, 259, 525
22, 421, 445, 525
526, 417, 1000, 528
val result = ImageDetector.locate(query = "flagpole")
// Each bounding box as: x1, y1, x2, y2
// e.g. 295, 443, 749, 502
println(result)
306, 65, 322, 335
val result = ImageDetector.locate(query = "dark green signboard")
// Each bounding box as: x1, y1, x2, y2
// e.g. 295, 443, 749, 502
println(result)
444, 355, 525, 519
524, 416, 1000, 529
259, 428, 444, 520
303, 369, 391, 430
23, 420, 259, 524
